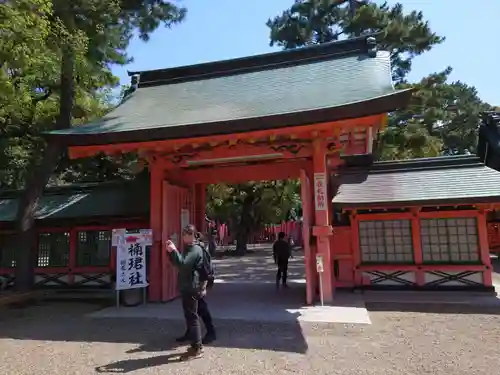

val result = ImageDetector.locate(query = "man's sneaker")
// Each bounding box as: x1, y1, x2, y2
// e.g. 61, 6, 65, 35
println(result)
202, 332, 216, 345
181, 346, 203, 361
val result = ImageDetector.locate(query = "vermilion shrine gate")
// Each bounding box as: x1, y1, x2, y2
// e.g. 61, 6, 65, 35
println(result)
2, 36, 500, 303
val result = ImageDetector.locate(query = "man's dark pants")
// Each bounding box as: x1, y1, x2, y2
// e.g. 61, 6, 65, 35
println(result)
276, 258, 289, 285
181, 292, 215, 348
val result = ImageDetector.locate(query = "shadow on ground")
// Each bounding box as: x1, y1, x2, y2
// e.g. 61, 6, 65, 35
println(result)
95, 353, 184, 372
92, 316, 309, 372
362, 288, 500, 315
0, 246, 310, 358
0, 300, 309, 354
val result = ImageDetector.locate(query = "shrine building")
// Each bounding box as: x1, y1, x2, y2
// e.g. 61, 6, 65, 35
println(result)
1, 36, 500, 304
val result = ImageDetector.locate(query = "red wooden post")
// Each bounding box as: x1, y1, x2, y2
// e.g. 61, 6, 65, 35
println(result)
68, 229, 77, 285
149, 162, 164, 302
350, 213, 362, 285
300, 169, 316, 304
411, 210, 424, 286
311, 139, 334, 302
477, 211, 493, 287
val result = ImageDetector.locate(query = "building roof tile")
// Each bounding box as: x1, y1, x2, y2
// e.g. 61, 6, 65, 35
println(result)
332, 155, 500, 208
0, 181, 149, 223
46, 35, 412, 146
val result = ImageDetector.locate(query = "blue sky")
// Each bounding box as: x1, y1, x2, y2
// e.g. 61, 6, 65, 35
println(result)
112, 0, 500, 105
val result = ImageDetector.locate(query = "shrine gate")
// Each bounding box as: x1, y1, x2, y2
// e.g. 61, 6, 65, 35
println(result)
45, 35, 500, 304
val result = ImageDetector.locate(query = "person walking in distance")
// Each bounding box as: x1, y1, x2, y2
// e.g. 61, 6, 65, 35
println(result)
165, 224, 216, 360
273, 231, 292, 288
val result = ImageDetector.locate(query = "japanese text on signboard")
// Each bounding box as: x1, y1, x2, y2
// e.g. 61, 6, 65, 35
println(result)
314, 173, 327, 211
114, 229, 152, 291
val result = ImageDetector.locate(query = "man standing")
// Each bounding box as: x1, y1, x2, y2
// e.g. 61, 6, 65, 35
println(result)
273, 231, 292, 288
166, 224, 216, 360
207, 222, 217, 256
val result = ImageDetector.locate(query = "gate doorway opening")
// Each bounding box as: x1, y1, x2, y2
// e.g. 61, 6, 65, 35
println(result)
158, 171, 315, 305
204, 179, 307, 305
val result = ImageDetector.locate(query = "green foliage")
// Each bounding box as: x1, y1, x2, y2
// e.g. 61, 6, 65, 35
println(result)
268, 0, 491, 159
207, 180, 301, 249
267, 0, 445, 83
0, 0, 186, 189
377, 68, 491, 160
0, 0, 59, 188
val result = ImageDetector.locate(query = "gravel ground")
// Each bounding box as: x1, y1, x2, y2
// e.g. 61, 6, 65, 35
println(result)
1, 301, 500, 375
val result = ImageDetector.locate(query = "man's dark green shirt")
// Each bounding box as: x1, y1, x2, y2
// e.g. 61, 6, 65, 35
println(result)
169, 243, 204, 293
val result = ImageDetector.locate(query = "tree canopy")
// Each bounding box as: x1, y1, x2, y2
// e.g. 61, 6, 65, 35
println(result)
267, 0, 492, 159
0, 0, 187, 290
0, 0, 186, 190
267, 0, 444, 83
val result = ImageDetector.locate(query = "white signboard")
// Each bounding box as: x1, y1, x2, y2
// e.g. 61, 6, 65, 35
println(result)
113, 229, 152, 291
316, 255, 324, 273
314, 172, 327, 211
181, 209, 190, 230
111, 228, 125, 247
316, 254, 325, 306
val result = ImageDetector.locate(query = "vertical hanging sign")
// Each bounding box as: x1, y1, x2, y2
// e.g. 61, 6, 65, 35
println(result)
314, 172, 327, 211
114, 229, 152, 291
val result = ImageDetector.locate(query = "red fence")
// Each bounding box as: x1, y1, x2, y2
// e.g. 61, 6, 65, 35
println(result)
215, 221, 303, 246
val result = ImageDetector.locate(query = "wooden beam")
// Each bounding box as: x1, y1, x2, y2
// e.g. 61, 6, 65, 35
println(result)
167, 160, 311, 184
158, 142, 313, 169
67, 114, 385, 159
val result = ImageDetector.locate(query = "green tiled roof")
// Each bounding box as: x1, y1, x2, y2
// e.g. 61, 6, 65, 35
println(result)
0, 181, 149, 222
332, 155, 500, 208
45, 35, 412, 146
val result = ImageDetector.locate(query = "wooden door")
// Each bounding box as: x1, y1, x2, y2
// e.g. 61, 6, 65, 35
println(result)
161, 182, 194, 302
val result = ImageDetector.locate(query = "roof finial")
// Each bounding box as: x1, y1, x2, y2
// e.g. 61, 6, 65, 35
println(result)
131, 74, 140, 89
366, 36, 377, 57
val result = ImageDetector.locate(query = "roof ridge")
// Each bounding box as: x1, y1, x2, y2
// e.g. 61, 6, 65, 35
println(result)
130, 34, 380, 88
340, 155, 483, 175
372, 154, 476, 166
367, 162, 484, 175
0, 179, 146, 199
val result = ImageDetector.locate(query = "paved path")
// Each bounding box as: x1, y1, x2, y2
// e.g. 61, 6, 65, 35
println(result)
213, 246, 306, 284
92, 248, 371, 325
2, 302, 500, 374
2, 248, 500, 374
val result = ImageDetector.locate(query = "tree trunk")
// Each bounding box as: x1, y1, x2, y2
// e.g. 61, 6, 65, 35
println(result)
14, 10, 75, 291
14, 143, 63, 291
235, 231, 249, 255
235, 196, 256, 255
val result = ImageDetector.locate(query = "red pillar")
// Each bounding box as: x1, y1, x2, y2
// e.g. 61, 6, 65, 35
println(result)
148, 162, 163, 302
350, 214, 362, 285
477, 211, 493, 288
68, 229, 77, 285
411, 210, 425, 286
311, 139, 334, 302
300, 169, 315, 304
194, 184, 206, 234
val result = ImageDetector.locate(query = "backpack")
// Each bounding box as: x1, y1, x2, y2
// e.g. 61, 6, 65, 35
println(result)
197, 242, 215, 289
